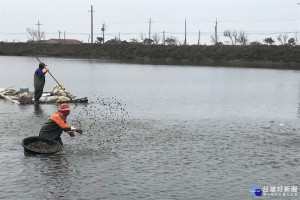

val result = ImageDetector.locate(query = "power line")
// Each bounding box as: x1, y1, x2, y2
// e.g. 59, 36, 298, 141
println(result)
1, 30, 299, 36
220, 18, 300, 23
1, 17, 298, 27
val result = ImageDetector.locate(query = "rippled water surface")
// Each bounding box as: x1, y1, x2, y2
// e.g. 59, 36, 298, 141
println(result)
0, 56, 299, 199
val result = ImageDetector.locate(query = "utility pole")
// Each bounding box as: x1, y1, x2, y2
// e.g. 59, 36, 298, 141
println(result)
119, 32, 121, 43
59, 30, 62, 39
214, 18, 218, 45
89, 5, 95, 44
35, 20, 42, 41
198, 30, 201, 45
184, 19, 187, 45
64, 31, 66, 43
101, 23, 106, 43
163, 31, 165, 45
148, 18, 152, 44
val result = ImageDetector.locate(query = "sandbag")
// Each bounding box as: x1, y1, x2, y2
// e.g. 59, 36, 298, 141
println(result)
45, 96, 58, 103
39, 96, 46, 103
52, 84, 65, 95
57, 88, 66, 96
52, 84, 75, 99
52, 84, 65, 91
56, 96, 70, 103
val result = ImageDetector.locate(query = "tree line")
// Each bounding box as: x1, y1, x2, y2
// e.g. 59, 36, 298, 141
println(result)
26, 26, 299, 46
97, 30, 299, 46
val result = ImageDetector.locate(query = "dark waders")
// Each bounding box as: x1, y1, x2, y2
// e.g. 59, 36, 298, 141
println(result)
34, 74, 45, 102
39, 118, 64, 145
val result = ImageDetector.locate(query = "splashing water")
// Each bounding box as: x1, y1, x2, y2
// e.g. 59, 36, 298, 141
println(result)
70, 95, 130, 152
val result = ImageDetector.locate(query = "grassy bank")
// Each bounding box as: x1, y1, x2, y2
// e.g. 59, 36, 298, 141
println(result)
1, 42, 299, 69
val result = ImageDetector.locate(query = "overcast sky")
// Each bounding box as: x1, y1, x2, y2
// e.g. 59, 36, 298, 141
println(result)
0, 0, 299, 44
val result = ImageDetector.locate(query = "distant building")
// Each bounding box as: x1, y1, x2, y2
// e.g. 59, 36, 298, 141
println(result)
47, 39, 82, 44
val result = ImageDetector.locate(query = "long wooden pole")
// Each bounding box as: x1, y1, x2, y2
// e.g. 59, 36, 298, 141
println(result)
35, 56, 77, 106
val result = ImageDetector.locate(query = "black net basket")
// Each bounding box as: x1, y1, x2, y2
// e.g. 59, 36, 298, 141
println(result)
22, 136, 62, 154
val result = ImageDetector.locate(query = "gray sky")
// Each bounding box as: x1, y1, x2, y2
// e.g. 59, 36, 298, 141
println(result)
0, 0, 299, 44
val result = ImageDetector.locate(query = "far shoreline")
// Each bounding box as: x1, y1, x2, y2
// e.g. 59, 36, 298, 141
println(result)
1, 42, 299, 70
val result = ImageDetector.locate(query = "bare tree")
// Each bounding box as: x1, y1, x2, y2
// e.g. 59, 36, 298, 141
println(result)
277, 34, 289, 45
152, 33, 161, 44
26, 28, 38, 42
283, 34, 288, 44
26, 27, 45, 42
223, 30, 231, 45
140, 33, 145, 41
237, 31, 248, 45
223, 30, 238, 45
277, 34, 283, 45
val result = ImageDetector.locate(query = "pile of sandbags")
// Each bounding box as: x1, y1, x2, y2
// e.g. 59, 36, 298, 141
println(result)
0, 88, 20, 103
51, 84, 75, 103
37, 92, 58, 103
0, 88, 34, 104
0, 85, 76, 104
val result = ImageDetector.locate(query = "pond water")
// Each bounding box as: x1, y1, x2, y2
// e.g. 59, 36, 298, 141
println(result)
0, 56, 299, 199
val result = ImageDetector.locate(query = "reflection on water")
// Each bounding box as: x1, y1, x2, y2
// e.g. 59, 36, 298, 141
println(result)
0, 56, 300, 199
34, 103, 44, 116
22, 153, 72, 199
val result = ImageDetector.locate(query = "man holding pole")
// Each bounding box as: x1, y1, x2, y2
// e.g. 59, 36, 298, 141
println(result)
34, 56, 77, 106
34, 62, 49, 102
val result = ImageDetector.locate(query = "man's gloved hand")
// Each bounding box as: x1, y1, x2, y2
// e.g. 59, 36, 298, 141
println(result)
71, 127, 83, 134
68, 131, 75, 137
44, 69, 49, 74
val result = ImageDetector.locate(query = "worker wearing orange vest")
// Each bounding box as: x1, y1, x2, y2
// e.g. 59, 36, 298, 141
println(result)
39, 104, 82, 145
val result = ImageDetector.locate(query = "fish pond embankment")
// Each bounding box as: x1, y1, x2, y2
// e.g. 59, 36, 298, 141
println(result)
0, 42, 299, 69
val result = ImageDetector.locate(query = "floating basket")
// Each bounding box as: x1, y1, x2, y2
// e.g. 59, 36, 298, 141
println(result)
22, 136, 62, 154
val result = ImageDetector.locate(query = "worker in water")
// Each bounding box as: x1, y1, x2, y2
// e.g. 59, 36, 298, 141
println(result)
39, 103, 83, 145
34, 63, 49, 102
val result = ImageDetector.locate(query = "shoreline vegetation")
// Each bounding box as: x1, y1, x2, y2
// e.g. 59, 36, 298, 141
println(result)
1, 42, 299, 69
